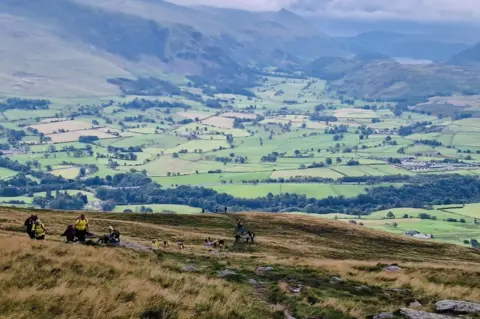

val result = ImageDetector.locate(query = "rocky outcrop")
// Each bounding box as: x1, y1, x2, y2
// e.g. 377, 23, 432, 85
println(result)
436, 300, 480, 314
400, 308, 457, 319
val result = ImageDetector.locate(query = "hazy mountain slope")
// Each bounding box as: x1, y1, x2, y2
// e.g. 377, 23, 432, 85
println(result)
0, 14, 127, 97
306, 56, 480, 101
337, 31, 469, 62
447, 43, 480, 71
0, 0, 349, 97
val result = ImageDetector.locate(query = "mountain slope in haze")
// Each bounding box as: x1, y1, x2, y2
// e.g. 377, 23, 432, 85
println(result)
337, 31, 469, 62
306, 56, 480, 102
0, 0, 347, 97
447, 42, 480, 71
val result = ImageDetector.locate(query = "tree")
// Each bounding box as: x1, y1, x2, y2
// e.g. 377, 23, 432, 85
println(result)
325, 158, 333, 165
402, 214, 408, 219
386, 211, 396, 219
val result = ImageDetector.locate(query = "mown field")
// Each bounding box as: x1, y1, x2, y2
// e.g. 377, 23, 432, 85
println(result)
0, 208, 479, 319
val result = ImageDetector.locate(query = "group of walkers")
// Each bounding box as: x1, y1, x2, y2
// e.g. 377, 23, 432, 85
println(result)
24, 214, 120, 244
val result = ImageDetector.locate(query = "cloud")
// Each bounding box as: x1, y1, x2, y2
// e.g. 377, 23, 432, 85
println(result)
169, 0, 480, 22
170, 0, 294, 11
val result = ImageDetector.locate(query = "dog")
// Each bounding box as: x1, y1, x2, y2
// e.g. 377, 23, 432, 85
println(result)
177, 240, 184, 250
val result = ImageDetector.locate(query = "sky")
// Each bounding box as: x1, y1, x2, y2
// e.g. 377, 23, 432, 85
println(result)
170, 0, 480, 23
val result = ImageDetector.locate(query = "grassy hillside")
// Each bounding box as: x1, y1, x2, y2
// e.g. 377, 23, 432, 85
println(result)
0, 207, 479, 318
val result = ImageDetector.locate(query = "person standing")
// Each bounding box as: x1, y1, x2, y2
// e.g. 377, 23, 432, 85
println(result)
75, 214, 89, 243
24, 215, 38, 239
32, 219, 46, 240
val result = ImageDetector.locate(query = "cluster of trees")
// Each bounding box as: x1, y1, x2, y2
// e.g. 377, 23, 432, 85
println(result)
310, 114, 338, 122
120, 98, 190, 110
398, 121, 432, 136
325, 125, 348, 135
415, 139, 442, 147
123, 115, 156, 123
212, 155, 247, 164
88, 174, 480, 214
33, 191, 88, 210
261, 152, 280, 162
79, 136, 99, 143
0, 98, 50, 111
107, 146, 142, 153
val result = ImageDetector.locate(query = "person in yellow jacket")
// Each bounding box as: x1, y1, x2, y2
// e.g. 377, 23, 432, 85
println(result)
32, 219, 46, 240
75, 214, 89, 243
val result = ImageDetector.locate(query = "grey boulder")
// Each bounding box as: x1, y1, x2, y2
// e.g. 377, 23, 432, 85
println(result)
436, 300, 480, 314
400, 308, 457, 319
373, 312, 395, 319
218, 269, 238, 277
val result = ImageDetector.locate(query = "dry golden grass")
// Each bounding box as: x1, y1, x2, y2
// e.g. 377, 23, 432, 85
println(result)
28, 120, 93, 134
0, 208, 479, 319
200, 116, 235, 129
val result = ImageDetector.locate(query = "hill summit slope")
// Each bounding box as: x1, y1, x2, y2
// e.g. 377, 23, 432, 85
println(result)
0, 208, 479, 319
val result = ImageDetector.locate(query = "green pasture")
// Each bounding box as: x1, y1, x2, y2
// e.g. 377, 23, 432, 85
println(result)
0, 167, 18, 179
113, 204, 200, 214
208, 183, 368, 199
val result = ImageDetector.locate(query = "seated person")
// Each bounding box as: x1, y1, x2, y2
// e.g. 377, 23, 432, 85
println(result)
107, 226, 120, 244
61, 225, 76, 243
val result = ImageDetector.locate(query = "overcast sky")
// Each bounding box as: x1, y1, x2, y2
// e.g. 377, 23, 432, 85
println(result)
171, 0, 480, 22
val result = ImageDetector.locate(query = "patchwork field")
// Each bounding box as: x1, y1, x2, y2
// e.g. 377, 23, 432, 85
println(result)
28, 120, 94, 134
200, 116, 235, 129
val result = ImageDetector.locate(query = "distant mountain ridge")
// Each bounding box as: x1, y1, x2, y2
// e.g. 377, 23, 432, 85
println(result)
447, 43, 480, 71
306, 56, 480, 102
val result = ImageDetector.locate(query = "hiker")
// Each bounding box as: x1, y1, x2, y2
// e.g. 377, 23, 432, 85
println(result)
75, 214, 89, 243
61, 225, 76, 243
32, 219, 46, 240
236, 219, 243, 232
107, 226, 120, 244
24, 214, 38, 239
224, 206, 227, 214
